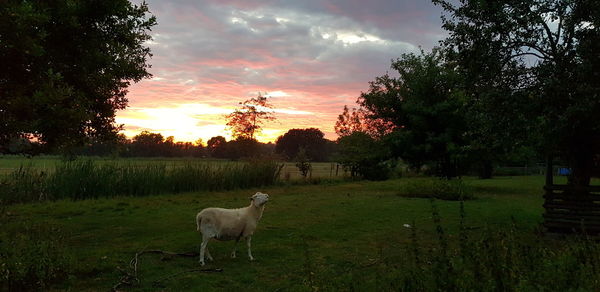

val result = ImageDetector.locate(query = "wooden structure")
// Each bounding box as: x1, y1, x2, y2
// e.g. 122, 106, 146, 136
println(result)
543, 158, 600, 234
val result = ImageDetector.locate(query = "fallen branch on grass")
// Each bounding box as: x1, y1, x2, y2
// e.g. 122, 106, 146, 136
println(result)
111, 249, 221, 291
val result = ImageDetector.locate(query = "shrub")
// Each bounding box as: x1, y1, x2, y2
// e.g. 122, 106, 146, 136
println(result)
294, 147, 312, 179
398, 178, 474, 200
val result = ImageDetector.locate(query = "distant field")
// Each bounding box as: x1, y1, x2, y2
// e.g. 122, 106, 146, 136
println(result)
0, 155, 350, 179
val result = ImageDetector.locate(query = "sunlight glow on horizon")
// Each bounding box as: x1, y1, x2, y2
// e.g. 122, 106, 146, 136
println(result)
116, 103, 306, 143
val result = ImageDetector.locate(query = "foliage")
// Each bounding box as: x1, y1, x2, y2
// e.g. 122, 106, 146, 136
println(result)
0, 222, 73, 291
206, 136, 228, 158
275, 128, 330, 161
334, 105, 395, 139
434, 0, 600, 186
226, 94, 275, 140
336, 132, 391, 180
0, 0, 156, 152
359, 49, 468, 179
222, 138, 264, 160
398, 178, 474, 200
123, 131, 205, 158
0, 159, 283, 204
294, 147, 312, 178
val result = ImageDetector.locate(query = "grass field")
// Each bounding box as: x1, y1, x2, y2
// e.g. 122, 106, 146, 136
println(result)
5, 175, 588, 291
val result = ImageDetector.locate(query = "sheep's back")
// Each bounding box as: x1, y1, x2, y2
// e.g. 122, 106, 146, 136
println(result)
198, 207, 246, 239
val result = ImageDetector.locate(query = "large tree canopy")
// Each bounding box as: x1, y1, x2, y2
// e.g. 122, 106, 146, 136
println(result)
359, 49, 468, 178
275, 128, 329, 161
434, 0, 600, 186
0, 0, 156, 152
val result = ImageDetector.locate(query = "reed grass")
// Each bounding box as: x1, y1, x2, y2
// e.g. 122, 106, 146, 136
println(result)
0, 159, 283, 204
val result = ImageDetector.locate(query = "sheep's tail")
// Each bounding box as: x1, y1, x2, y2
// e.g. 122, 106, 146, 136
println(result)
196, 212, 202, 231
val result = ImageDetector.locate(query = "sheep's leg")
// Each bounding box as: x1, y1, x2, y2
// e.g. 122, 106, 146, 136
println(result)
206, 246, 214, 261
231, 240, 238, 258
246, 236, 254, 261
199, 237, 209, 266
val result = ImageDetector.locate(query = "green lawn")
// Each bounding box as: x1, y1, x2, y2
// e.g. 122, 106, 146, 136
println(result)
2, 176, 558, 291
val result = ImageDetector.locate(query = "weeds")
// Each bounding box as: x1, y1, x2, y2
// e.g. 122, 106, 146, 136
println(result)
0, 222, 73, 291
395, 201, 600, 291
297, 200, 600, 291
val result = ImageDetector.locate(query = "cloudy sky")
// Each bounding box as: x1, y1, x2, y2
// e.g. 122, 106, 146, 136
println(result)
117, 0, 448, 143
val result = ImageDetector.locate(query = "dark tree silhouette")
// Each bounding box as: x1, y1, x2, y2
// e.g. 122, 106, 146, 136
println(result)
275, 128, 330, 161
0, 0, 157, 153
207, 136, 227, 158
434, 0, 600, 187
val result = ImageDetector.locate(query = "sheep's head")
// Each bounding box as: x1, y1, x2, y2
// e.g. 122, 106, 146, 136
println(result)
251, 192, 269, 207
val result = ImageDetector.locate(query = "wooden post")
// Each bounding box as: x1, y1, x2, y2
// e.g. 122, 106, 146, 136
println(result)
330, 163, 333, 178
545, 156, 553, 187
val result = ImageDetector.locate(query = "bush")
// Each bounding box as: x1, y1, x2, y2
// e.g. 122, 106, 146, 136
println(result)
359, 161, 391, 181
398, 178, 474, 200
0, 223, 73, 291
336, 132, 391, 181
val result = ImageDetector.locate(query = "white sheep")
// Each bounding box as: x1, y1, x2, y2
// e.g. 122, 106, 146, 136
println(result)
195, 192, 270, 266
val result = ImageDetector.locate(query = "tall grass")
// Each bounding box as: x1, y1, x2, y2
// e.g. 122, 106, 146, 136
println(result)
389, 203, 600, 291
299, 201, 600, 291
0, 159, 283, 203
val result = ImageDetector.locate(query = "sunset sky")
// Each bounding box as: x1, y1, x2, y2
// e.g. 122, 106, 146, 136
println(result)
117, 0, 447, 143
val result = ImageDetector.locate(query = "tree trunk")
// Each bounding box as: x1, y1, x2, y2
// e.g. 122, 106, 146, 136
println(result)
478, 159, 493, 179
567, 145, 594, 188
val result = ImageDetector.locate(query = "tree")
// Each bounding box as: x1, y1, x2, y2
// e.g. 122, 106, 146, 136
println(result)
223, 138, 262, 160
336, 132, 391, 180
0, 0, 156, 152
358, 49, 468, 178
275, 128, 330, 161
434, 0, 600, 187
129, 131, 164, 157
334, 106, 395, 139
226, 94, 275, 140
207, 136, 227, 158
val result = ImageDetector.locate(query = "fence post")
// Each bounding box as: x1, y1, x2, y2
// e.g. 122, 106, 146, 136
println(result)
545, 156, 553, 187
